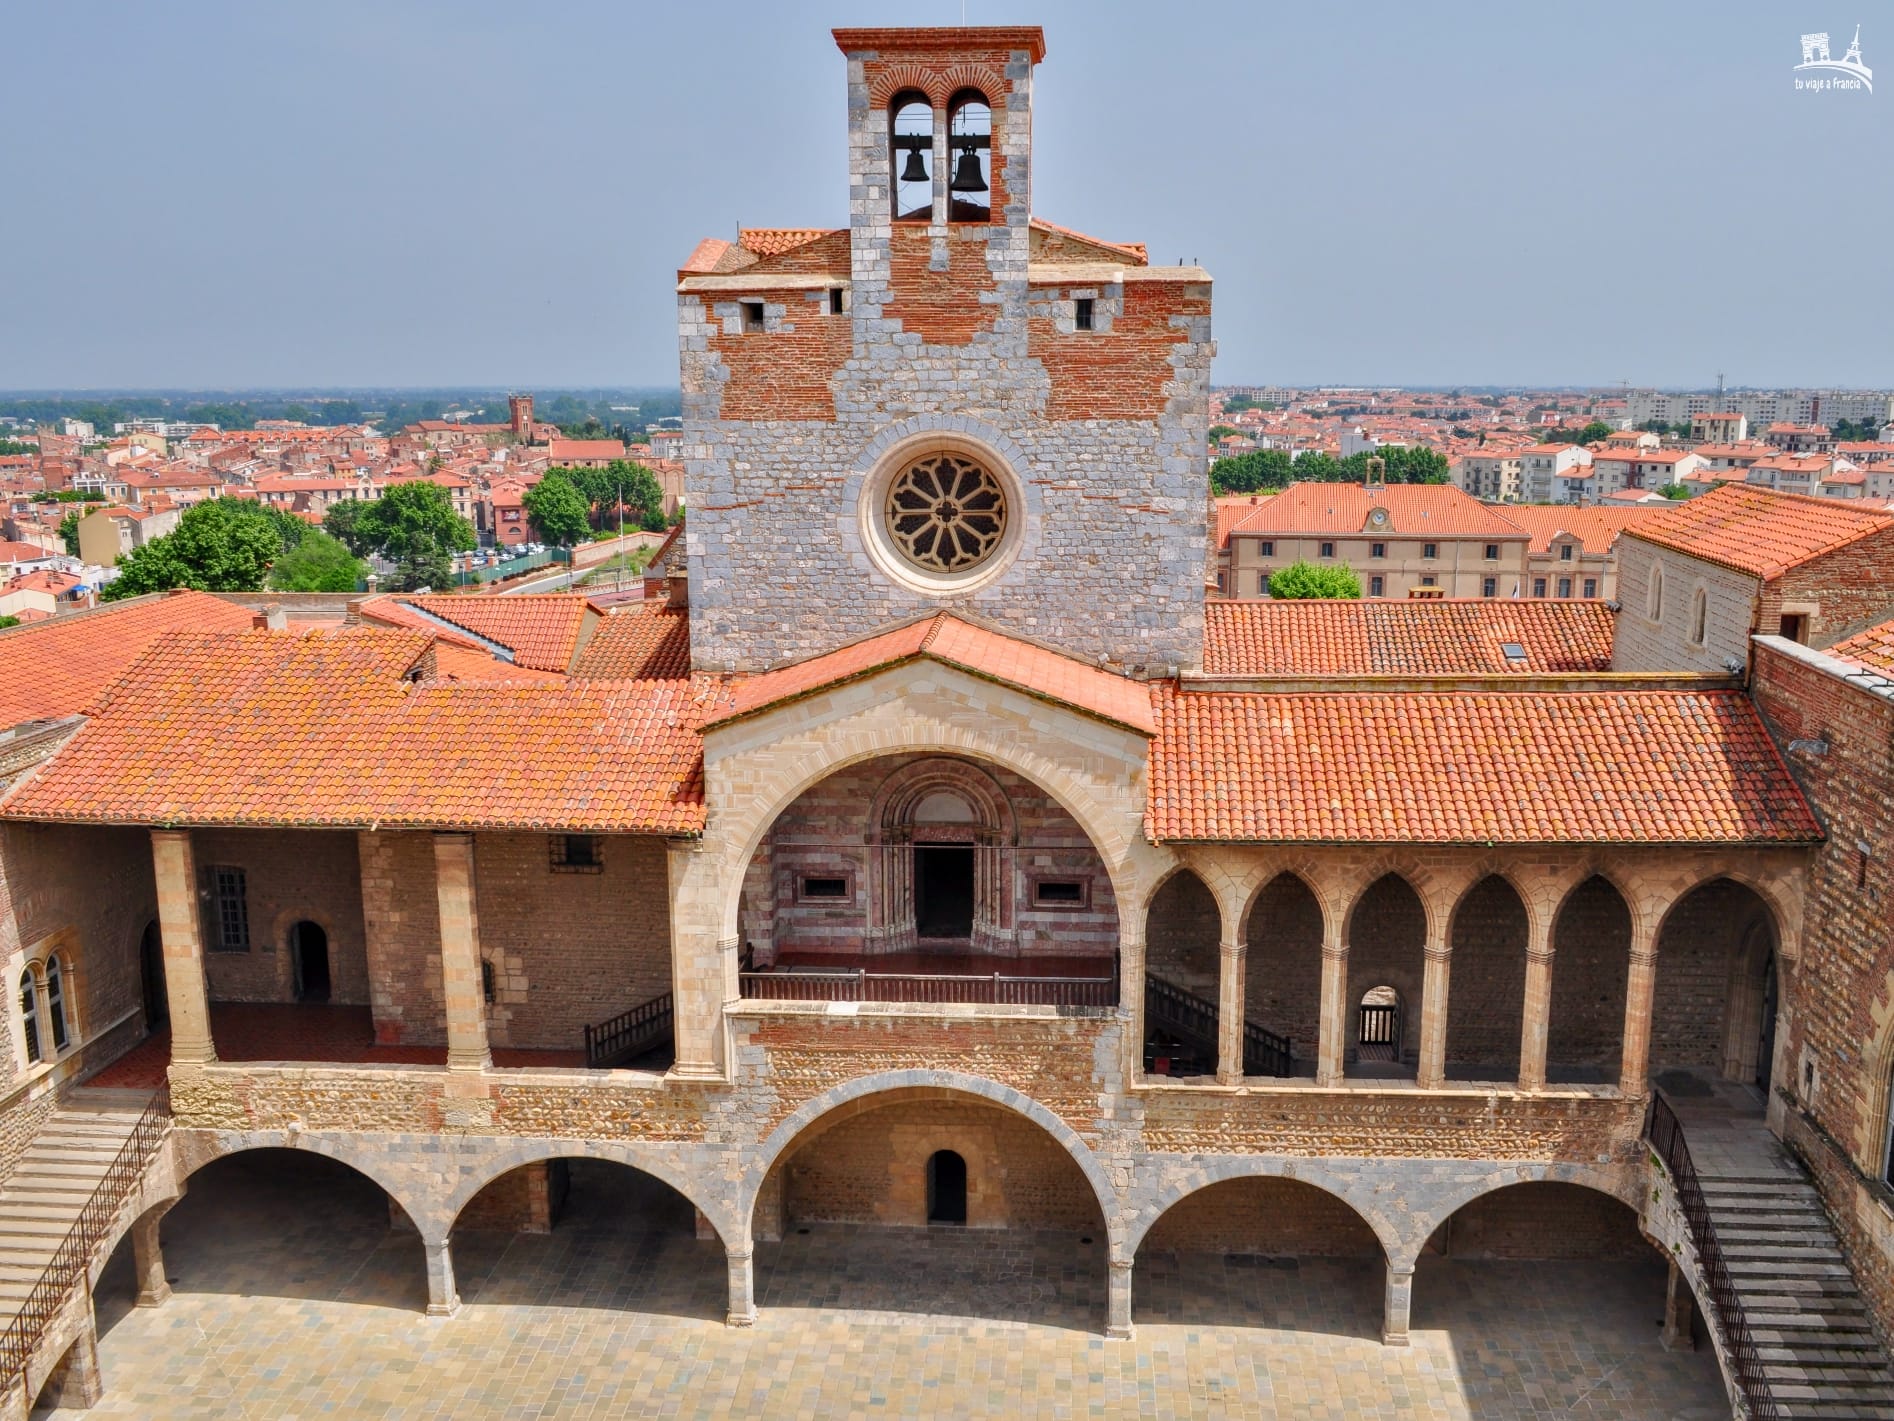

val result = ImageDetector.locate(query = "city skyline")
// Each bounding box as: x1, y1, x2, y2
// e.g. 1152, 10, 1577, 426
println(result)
3, 1, 1889, 389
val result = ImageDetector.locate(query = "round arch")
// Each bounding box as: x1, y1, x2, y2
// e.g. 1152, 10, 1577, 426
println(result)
1123, 1161, 1400, 1263
741, 1071, 1121, 1254
178, 1135, 433, 1236
437, 1140, 736, 1247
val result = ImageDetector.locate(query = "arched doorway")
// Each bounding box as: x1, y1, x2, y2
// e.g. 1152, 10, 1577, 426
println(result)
290, 920, 330, 1003
1357, 986, 1402, 1061
1652, 879, 1779, 1089
927, 1150, 968, 1224
138, 919, 166, 1032
1134, 1176, 1386, 1337
1346, 875, 1425, 1077
1144, 870, 1219, 1078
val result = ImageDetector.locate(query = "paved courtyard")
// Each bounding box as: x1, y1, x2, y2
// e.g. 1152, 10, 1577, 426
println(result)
49, 1154, 1728, 1419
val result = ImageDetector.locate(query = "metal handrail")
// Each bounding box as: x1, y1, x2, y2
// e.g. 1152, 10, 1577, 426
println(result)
0, 1090, 171, 1390
1646, 1093, 1780, 1421
1145, 974, 1293, 1077
582, 992, 673, 1069
739, 969, 1116, 1008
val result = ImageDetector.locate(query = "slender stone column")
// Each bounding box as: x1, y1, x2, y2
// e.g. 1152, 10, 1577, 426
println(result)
1661, 1259, 1696, 1351
1619, 942, 1660, 1097
726, 1246, 757, 1326
1119, 919, 1147, 1086
1106, 1258, 1134, 1339
150, 829, 216, 1066
424, 1236, 459, 1317
1383, 1265, 1414, 1346
132, 1207, 172, 1307
432, 833, 490, 1073
1216, 936, 1245, 1084
1316, 927, 1348, 1087
1417, 941, 1452, 1089
1517, 918, 1555, 1092
667, 838, 726, 1081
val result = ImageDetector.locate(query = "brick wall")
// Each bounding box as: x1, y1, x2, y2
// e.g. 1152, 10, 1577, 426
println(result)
358, 831, 444, 1046
1145, 871, 1218, 997
1345, 875, 1427, 1060
777, 1097, 1104, 1230
1650, 877, 1767, 1072
1027, 278, 1213, 423
1767, 523, 1894, 648
1548, 876, 1630, 1071
1140, 1176, 1382, 1257
1245, 872, 1325, 1061
191, 829, 368, 1007
473, 833, 671, 1050
1446, 875, 1528, 1072
1434, 1182, 1645, 1259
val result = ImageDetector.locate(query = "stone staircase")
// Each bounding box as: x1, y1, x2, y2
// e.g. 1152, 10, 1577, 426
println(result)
1700, 1171, 1894, 1419
0, 1091, 150, 1327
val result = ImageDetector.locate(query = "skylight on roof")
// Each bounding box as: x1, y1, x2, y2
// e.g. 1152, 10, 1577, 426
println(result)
1500, 642, 1527, 662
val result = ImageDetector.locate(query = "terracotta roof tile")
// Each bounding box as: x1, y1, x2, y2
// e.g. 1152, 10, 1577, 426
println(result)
1148, 685, 1821, 844
570, 603, 691, 680
737, 227, 842, 256
1497, 505, 1664, 555
1228, 482, 1528, 538
1202, 600, 1616, 676
1827, 617, 1894, 678
400, 594, 596, 672
0, 590, 256, 730
0, 628, 718, 835
1624, 484, 1893, 579
704, 614, 1156, 735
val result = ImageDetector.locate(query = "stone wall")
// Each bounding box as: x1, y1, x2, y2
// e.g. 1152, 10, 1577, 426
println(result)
1345, 875, 1428, 1062
1147, 871, 1218, 997
1445, 875, 1528, 1074
1610, 539, 1760, 674
1139, 1176, 1381, 1257
1245, 872, 1324, 1063
1548, 876, 1631, 1071
358, 831, 444, 1046
1650, 877, 1769, 1074
1433, 1181, 1647, 1259
191, 829, 368, 1006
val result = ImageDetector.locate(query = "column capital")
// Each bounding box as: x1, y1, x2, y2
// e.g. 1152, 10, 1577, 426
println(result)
1423, 942, 1452, 964
1218, 937, 1243, 958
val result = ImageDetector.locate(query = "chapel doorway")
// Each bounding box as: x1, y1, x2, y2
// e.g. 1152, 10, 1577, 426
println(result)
927, 1149, 968, 1224
915, 845, 975, 941
291, 921, 331, 1003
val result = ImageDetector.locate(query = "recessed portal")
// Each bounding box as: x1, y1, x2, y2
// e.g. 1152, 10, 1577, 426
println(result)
139, 920, 167, 1031
291, 921, 331, 1003
927, 1149, 968, 1224
915, 845, 975, 940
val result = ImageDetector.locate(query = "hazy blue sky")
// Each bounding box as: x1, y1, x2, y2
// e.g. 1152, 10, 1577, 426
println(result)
3, 1, 1889, 390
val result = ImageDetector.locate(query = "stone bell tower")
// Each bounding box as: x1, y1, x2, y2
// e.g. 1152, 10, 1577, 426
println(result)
677, 26, 1213, 674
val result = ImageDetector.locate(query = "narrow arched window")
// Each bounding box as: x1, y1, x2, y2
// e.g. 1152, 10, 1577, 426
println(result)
946, 90, 992, 221
19, 970, 41, 1065
889, 92, 933, 223
46, 956, 68, 1053
1691, 587, 1708, 645
1648, 563, 1665, 620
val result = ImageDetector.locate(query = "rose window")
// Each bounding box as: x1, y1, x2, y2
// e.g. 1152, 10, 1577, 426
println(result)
884, 453, 1009, 574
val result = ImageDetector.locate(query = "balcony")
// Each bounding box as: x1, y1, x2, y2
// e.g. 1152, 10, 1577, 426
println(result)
740, 950, 1117, 1009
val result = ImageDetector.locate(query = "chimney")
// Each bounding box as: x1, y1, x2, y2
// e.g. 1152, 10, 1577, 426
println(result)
667, 568, 689, 609
251, 604, 287, 632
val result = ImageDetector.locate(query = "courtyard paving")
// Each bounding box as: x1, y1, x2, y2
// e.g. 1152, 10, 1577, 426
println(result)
48, 1154, 1729, 1419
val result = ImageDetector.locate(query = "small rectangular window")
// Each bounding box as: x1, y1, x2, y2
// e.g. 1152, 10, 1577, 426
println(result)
829, 288, 846, 316
1484, 543, 1499, 560
1074, 297, 1094, 331
1259, 540, 1275, 557
1319, 541, 1335, 558
1779, 613, 1807, 644
551, 834, 603, 873
1583, 578, 1597, 598
1533, 577, 1547, 598
1370, 542, 1386, 558
740, 301, 765, 332
1560, 544, 1574, 561
1215, 570, 1226, 593
1558, 576, 1573, 597
211, 867, 250, 952
1256, 571, 1269, 594
1482, 577, 1498, 598
1421, 575, 1437, 587
1422, 542, 1438, 559
1369, 575, 1384, 597
800, 876, 850, 901
1031, 877, 1088, 909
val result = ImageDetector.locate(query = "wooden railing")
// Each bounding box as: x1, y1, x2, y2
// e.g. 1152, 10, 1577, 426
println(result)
739, 970, 1116, 1008
1646, 1093, 1780, 1421
0, 1090, 170, 1393
1145, 974, 1294, 1078
582, 992, 673, 1069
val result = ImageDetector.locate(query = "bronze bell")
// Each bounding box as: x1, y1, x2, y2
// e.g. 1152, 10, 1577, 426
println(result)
949, 147, 988, 193
899, 147, 929, 185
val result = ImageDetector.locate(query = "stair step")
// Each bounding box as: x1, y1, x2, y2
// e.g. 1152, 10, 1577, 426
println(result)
1729, 1259, 1854, 1278
1759, 1339, 1886, 1359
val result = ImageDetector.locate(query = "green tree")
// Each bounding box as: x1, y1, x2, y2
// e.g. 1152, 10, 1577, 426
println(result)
1542, 421, 1615, 447
345, 482, 475, 591
0, 615, 19, 630
1268, 561, 1362, 599
523, 472, 591, 547
1208, 424, 1240, 443
1209, 448, 1294, 494
269, 529, 366, 591
551, 460, 666, 531
1657, 483, 1691, 499
59, 511, 82, 556
0, 438, 37, 455
1288, 451, 1342, 482
323, 498, 371, 554
103, 497, 290, 600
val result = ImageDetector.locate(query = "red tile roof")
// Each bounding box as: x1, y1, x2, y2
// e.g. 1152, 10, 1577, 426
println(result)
1498, 505, 1664, 556
1623, 484, 1893, 579
1202, 600, 1616, 676
1148, 686, 1821, 844
1227, 482, 1527, 538
1827, 618, 1894, 678
704, 614, 1156, 735
400, 594, 596, 672
546, 439, 627, 462
570, 602, 691, 680
0, 628, 716, 834
0, 590, 257, 730
737, 228, 840, 257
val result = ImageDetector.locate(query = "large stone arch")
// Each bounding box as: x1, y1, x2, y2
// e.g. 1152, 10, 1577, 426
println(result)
173, 1129, 434, 1234
436, 1139, 738, 1248
1392, 1163, 1648, 1269
1122, 1159, 1400, 1264
1236, 856, 1339, 943
1650, 874, 1783, 1083
740, 1070, 1122, 1255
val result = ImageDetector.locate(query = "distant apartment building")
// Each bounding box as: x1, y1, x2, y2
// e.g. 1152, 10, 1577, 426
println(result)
1450, 451, 1523, 502
74, 505, 182, 566
1762, 423, 1837, 455
1520, 443, 1593, 502
1625, 388, 1894, 429
1689, 412, 1747, 443
1502, 505, 1659, 602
